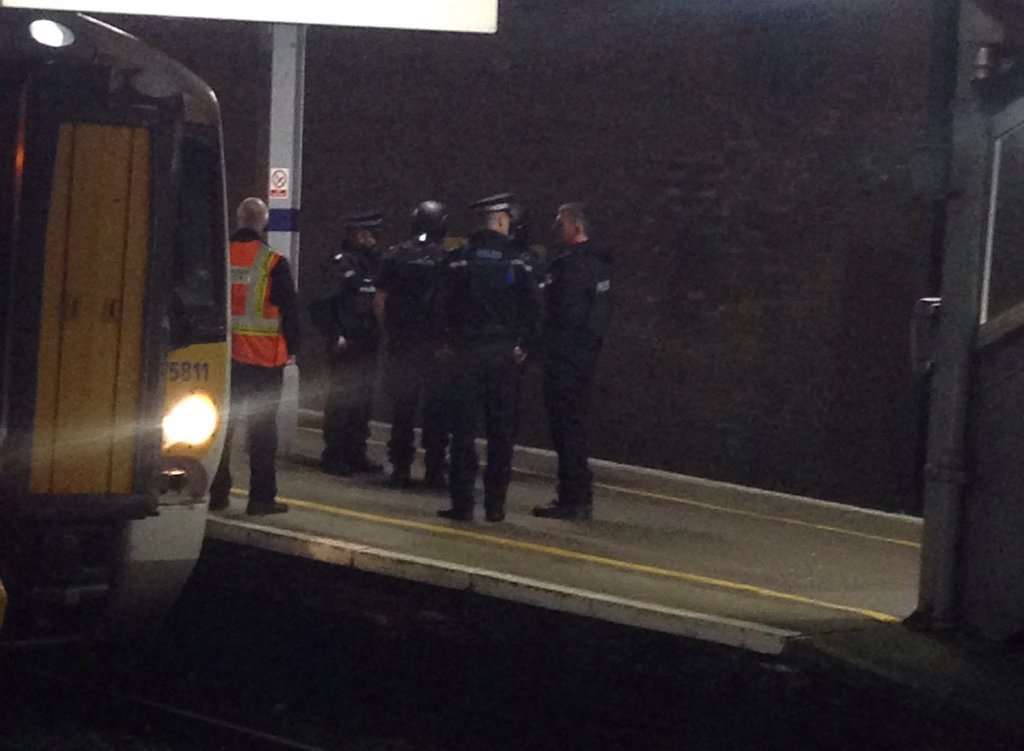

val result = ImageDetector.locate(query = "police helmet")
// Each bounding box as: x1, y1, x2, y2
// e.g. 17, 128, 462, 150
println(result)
411, 200, 447, 240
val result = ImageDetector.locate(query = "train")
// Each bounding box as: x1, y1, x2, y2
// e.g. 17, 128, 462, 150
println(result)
0, 9, 229, 641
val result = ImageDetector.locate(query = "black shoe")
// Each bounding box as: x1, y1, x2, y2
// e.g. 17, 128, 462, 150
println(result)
436, 507, 473, 522
208, 496, 229, 512
532, 502, 592, 521
485, 508, 506, 523
387, 470, 413, 489
321, 461, 353, 477
247, 501, 289, 516
349, 457, 383, 474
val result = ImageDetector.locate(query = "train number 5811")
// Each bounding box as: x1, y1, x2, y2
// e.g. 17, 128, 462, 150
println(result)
166, 361, 211, 382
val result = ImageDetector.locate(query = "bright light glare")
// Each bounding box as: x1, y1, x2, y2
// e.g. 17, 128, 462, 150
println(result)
28, 19, 75, 47
163, 393, 218, 448
6, 1, 497, 33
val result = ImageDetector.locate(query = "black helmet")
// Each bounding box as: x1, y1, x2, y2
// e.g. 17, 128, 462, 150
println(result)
411, 200, 447, 240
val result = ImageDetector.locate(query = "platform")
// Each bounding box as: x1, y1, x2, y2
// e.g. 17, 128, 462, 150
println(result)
207, 420, 922, 652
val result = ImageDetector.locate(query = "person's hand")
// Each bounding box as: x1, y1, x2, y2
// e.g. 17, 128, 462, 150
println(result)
512, 345, 527, 366
286, 355, 297, 367
334, 336, 348, 354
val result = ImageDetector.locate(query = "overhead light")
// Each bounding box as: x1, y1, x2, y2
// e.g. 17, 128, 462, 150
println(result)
28, 19, 75, 48
8, 2, 497, 33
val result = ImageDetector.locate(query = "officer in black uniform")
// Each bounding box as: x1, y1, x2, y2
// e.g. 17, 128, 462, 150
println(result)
313, 210, 384, 476
508, 201, 548, 286
533, 203, 612, 521
434, 193, 541, 522
374, 201, 451, 489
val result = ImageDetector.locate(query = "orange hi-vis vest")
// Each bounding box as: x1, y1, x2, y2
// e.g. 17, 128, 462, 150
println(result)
230, 239, 289, 367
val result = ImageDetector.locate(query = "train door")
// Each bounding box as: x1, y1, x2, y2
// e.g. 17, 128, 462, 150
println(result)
29, 122, 151, 497
958, 95, 1024, 639
2, 63, 170, 515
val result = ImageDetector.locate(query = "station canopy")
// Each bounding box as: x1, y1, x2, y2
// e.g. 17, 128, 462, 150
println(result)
0, 0, 498, 33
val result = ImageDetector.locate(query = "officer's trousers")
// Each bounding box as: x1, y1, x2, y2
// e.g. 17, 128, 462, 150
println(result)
322, 352, 376, 468
385, 344, 450, 476
448, 343, 520, 511
544, 354, 598, 507
210, 362, 283, 507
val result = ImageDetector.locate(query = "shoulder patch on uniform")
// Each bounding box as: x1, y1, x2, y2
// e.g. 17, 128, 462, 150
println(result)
475, 248, 503, 260
449, 260, 469, 268
344, 270, 357, 278
596, 280, 611, 293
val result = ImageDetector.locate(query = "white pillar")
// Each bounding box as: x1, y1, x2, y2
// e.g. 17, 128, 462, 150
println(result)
268, 23, 306, 456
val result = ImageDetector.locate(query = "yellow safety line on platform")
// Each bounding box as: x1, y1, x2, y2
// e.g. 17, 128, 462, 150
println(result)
229, 488, 901, 624
297, 428, 919, 550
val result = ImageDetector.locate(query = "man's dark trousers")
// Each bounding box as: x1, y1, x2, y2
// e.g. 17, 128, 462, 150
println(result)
386, 343, 449, 476
448, 343, 520, 513
544, 351, 599, 508
322, 352, 376, 467
210, 362, 283, 507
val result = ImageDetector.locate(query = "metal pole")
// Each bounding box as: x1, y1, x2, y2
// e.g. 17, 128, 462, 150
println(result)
268, 23, 306, 456
913, 0, 998, 629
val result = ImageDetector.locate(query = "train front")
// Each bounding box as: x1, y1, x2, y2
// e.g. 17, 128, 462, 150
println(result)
0, 10, 230, 641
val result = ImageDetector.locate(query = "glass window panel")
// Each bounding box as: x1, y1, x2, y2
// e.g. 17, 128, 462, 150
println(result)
986, 125, 1024, 321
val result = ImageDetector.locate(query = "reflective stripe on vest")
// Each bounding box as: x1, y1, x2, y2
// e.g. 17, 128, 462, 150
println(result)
230, 240, 288, 367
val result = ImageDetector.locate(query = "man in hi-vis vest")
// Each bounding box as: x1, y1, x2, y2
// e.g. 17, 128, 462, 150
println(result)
210, 197, 301, 515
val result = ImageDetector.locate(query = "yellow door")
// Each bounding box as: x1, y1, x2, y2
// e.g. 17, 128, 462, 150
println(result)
30, 123, 150, 495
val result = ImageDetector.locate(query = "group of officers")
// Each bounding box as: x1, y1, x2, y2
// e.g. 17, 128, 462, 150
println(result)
210, 192, 612, 524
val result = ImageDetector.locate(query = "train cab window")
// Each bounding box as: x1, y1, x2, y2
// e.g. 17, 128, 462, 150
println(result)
170, 135, 225, 346
982, 122, 1024, 323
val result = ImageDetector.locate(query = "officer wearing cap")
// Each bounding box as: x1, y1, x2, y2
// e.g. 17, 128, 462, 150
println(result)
532, 202, 612, 521
434, 193, 542, 522
373, 201, 451, 489
311, 210, 385, 476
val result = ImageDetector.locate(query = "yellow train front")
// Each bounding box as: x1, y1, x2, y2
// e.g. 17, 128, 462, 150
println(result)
0, 10, 229, 641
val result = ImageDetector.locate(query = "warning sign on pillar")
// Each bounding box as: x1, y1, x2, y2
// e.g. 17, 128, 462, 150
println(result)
269, 167, 290, 200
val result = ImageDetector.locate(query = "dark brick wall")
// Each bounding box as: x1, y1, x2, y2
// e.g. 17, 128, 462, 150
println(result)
103, 0, 937, 510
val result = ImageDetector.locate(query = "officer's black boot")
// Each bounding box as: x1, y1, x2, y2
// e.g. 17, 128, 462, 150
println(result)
532, 500, 592, 521
247, 500, 289, 515
437, 506, 473, 522
484, 502, 506, 523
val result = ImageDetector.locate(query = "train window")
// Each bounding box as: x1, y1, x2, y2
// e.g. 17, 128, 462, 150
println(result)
981, 123, 1024, 323
171, 135, 225, 345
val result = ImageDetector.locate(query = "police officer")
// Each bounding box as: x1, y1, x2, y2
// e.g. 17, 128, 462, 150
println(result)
374, 201, 451, 489
434, 193, 541, 522
509, 201, 548, 287
314, 210, 384, 476
209, 197, 301, 515
533, 203, 612, 521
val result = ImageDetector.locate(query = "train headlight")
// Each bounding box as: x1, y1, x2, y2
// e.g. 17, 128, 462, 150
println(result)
29, 20, 75, 48
162, 393, 218, 449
